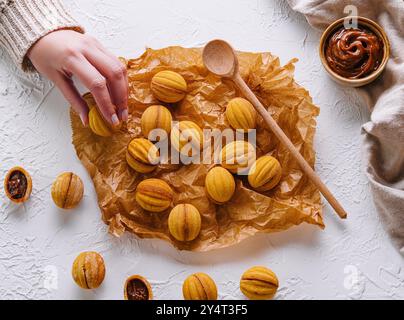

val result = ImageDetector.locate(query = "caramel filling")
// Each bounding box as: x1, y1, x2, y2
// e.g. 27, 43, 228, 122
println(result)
325, 26, 384, 79
126, 279, 149, 300
7, 170, 27, 199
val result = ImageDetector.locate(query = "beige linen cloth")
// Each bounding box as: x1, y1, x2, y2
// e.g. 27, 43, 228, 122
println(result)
287, 0, 404, 255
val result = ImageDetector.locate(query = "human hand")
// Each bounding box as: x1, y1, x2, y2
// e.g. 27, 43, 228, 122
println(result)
28, 30, 128, 127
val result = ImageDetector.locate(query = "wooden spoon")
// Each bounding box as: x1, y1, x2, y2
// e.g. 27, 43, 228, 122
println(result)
202, 39, 347, 219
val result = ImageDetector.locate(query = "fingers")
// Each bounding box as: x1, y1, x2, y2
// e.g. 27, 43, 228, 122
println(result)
84, 49, 128, 122
63, 55, 120, 127
53, 73, 89, 126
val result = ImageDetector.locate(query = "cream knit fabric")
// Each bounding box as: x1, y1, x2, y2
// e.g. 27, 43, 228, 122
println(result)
0, 0, 83, 71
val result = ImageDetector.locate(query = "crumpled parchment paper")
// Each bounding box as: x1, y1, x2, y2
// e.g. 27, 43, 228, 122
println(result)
70, 46, 324, 251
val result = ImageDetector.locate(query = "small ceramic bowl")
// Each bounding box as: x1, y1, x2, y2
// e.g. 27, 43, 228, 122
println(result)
319, 16, 390, 87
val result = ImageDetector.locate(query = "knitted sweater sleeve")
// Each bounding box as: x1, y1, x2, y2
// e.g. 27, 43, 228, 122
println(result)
0, 0, 84, 71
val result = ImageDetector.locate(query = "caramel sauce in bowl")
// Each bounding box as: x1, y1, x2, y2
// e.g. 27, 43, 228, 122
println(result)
319, 16, 390, 87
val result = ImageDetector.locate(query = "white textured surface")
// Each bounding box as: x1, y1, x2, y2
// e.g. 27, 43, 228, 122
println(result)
0, 0, 403, 300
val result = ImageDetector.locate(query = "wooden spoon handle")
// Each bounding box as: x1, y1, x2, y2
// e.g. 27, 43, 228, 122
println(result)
233, 73, 347, 219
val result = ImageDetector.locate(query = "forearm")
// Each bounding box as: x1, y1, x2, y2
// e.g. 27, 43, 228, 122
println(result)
0, 0, 127, 126
0, 0, 83, 71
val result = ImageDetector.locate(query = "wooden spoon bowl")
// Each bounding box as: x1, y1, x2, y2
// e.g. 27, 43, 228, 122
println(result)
202, 39, 238, 78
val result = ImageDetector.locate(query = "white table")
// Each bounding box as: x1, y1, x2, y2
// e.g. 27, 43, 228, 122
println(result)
0, 0, 403, 300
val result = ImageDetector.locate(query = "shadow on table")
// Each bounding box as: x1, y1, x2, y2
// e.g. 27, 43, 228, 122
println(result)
138, 221, 325, 266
